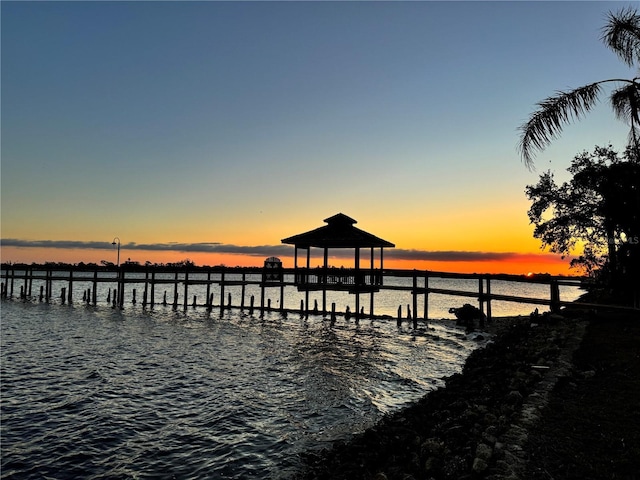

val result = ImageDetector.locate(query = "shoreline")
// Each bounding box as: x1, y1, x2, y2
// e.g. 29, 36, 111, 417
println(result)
292, 306, 639, 479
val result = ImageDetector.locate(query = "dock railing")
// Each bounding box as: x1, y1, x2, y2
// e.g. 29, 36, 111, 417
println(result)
1, 264, 638, 321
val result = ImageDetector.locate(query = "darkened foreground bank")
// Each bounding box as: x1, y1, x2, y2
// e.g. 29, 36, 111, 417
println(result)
293, 307, 640, 480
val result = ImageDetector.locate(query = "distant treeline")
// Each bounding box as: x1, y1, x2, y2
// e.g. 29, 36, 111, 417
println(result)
0, 260, 260, 272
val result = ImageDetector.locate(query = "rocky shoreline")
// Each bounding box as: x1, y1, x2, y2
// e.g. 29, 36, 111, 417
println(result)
292, 310, 596, 480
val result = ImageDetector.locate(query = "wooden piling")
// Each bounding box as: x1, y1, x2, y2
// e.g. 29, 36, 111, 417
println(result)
67, 270, 73, 303
172, 272, 178, 309
143, 271, 149, 307
132, 288, 137, 304
550, 280, 561, 313
280, 282, 285, 312
61, 287, 66, 304
220, 270, 226, 316
412, 272, 418, 322
241, 273, 246, 310
424, 273, 429, 322
486, 278, 492, 321
205, 271, 211, 311
249, 295, 255, 315
183, 270, 189, 311
150, 271, 156, 308
92, 270, 98, 305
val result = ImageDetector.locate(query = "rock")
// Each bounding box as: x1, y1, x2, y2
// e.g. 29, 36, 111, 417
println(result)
420, 438, 444, 457
476, 442, 493, 461
373, 473, 388, 480
506, 390, 524, 406
424, 456, 438, 472
472, 457, 489, 473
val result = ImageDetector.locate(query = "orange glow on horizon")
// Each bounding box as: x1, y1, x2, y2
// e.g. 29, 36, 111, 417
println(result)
1, 246, 576, 276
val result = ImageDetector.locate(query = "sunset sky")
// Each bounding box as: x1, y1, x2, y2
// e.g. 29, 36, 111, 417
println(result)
1, 1, 635, 275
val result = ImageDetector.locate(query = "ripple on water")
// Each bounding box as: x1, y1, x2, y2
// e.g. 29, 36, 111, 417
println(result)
1, 301, 480, 479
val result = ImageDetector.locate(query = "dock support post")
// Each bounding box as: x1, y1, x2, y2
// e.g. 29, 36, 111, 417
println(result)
412, 272, 418, 322
61, 287, 66, 304
424, 273, 429, 322
132, 289, 137, 305
220, 269, 226, 316
249, 295, 255, 315
259, 277, 265, 315
10, 269, 15, 299
279, 283, 284, 313
173, 272, 178, 309
397, 306, 402, 327
206, 271, 211, 310
478, 277, 484, 317
92, 270, 98, 305
331, 302, 336, 323
550, 280, 561, 313
150, 271, 156, 308
241, 273, 246, 310
183, 270, 189, 311
486, 278, 492, 322
143, 271, 149, 307
67, 270, 73, 304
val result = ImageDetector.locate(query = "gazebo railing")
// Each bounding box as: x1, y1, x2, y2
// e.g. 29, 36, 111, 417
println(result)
294, 267, 383, 287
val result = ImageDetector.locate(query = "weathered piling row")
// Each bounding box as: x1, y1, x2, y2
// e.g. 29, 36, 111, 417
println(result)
0, 264, 589, 321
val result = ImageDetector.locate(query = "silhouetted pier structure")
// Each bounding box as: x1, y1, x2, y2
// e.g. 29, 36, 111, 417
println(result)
2, 263, 621, 325
4, 214, 637, 321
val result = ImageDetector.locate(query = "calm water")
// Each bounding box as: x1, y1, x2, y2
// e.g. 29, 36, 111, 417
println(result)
1, 277, 582, 479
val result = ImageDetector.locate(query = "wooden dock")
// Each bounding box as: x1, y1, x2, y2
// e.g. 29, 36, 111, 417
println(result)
1, 264, 636, 324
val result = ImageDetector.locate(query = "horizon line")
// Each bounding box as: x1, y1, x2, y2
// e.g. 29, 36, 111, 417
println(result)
1, 238, 563, 263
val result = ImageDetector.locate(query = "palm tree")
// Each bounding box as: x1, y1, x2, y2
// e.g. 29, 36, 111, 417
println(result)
519, 7, 640, 168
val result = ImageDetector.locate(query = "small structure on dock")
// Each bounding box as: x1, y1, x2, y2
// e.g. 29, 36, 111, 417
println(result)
281, 213, 395, 317
262, 257, 283, 283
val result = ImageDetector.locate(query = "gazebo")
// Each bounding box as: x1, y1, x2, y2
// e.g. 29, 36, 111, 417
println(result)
281, 213, 395, 316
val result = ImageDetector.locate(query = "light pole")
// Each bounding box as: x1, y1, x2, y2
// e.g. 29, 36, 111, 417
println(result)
112, 237, 121, 267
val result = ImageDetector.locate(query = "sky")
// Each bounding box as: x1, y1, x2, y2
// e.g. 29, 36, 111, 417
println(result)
1, 0, 636, 275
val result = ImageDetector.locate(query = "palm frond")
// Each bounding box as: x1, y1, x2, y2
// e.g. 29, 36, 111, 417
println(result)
518, 83, 602, 169
610, 82, 640, 123
601, 7, 640, 67
611, 81, 640, 150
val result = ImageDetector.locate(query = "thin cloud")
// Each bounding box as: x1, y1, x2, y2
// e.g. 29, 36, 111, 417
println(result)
386, 249, 521, 262
1, 238, 556, 263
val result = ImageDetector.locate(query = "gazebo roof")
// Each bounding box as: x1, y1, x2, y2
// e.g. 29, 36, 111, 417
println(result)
281, 213, 395, 249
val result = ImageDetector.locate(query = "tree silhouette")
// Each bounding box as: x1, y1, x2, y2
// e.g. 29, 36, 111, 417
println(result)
519, 7, 640, 168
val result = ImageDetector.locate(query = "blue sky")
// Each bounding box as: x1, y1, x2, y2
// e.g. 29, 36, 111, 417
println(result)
1, 1, 636, 273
